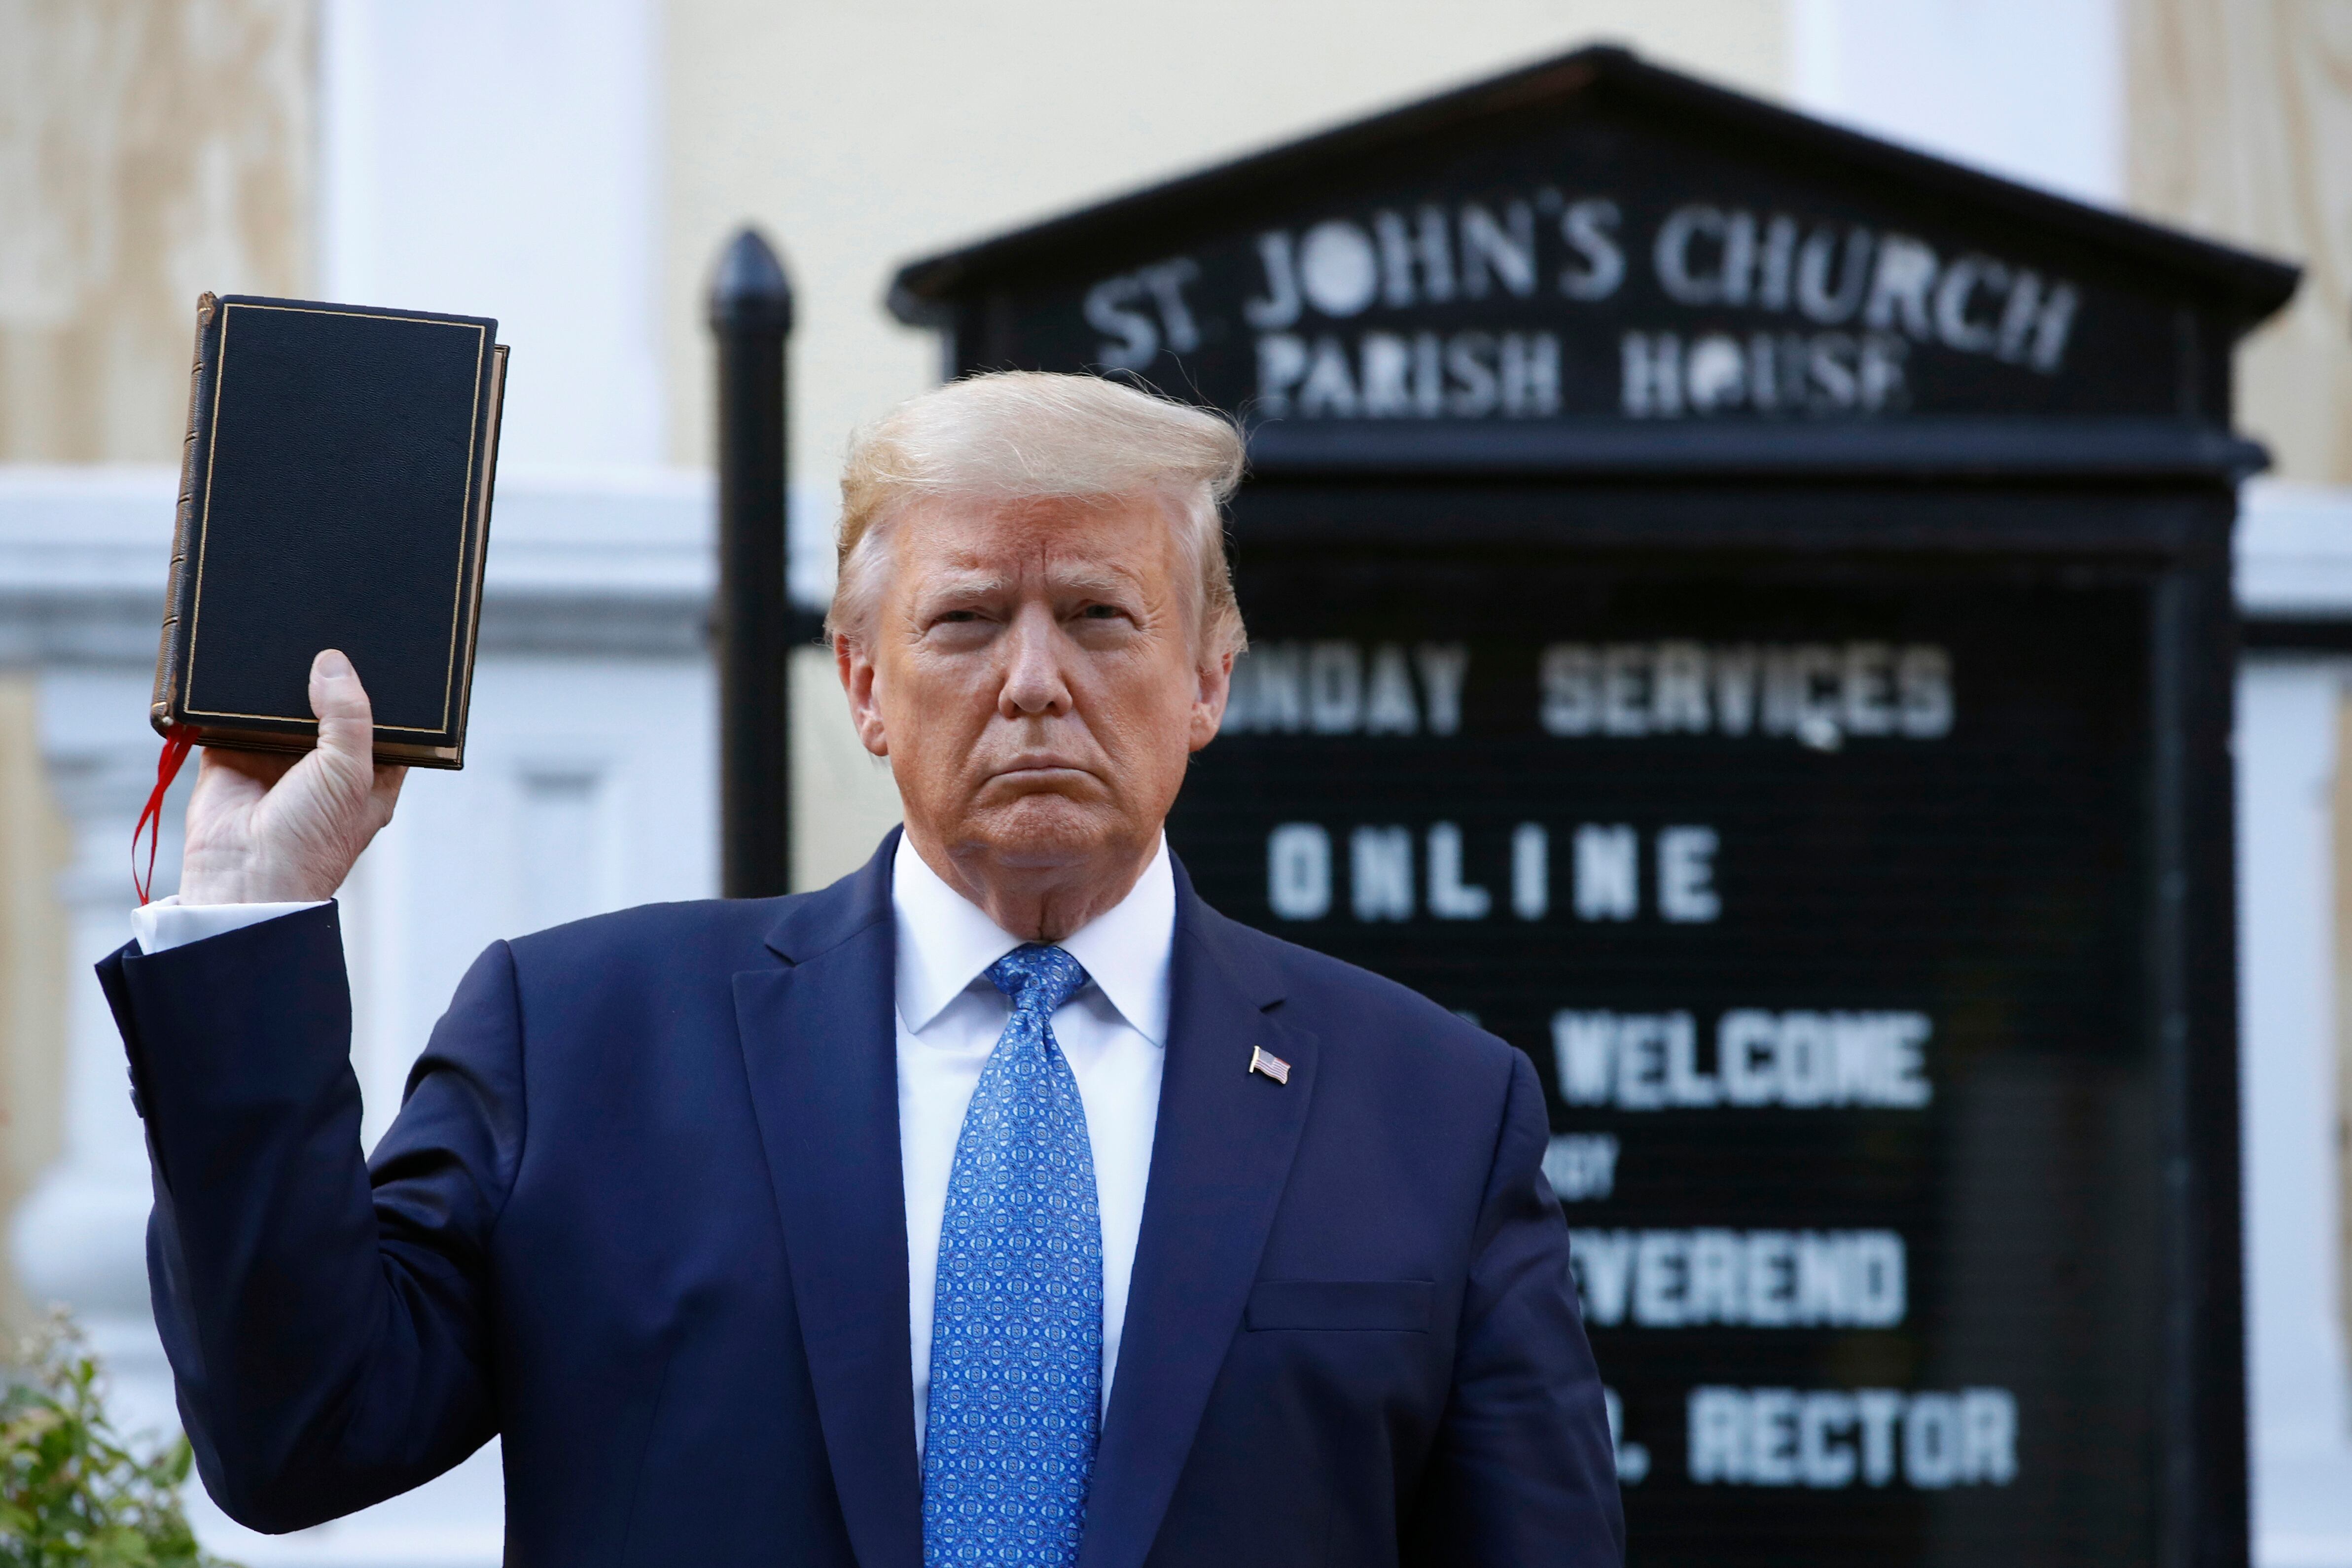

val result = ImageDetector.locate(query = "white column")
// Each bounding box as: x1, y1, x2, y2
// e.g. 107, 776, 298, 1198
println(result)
10, 666, 189, 1445
317, 0, 664, 470
1789, 0, 2123, 206
2236, 659, 2352, 1568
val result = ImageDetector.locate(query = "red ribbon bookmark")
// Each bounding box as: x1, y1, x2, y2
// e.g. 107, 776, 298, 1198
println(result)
133, 726, 195, 906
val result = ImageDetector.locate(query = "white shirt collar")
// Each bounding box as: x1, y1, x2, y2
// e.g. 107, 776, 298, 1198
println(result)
891, 831, 1175, 1046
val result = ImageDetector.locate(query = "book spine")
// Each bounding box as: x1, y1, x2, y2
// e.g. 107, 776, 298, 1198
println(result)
151, 293, 215, 737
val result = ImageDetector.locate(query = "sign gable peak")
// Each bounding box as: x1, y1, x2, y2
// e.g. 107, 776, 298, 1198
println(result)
889, 44, 2297, 445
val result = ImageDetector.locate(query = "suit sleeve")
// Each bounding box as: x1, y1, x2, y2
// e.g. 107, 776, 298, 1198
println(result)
1404, 1048, 1625, 1567
103, 901, 527, 1533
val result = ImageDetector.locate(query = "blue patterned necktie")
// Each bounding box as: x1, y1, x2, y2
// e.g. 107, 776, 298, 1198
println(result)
924, 944, 1104, 1568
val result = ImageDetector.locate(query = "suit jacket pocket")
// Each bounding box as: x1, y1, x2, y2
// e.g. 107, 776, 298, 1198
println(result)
1245, 1279, 1433, 1332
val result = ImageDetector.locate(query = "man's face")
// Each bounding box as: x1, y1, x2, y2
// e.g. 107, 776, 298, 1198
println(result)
840, 492, 1231, 890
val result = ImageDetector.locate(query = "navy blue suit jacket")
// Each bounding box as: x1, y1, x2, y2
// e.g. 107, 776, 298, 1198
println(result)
100, 833, 1621, 1566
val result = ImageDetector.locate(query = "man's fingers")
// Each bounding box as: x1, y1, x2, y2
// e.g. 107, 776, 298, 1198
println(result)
309, 648, 376, 765
193, 743, 296, 791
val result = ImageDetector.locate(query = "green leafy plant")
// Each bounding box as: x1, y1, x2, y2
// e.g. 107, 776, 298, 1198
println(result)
0, 1311, 235, 1567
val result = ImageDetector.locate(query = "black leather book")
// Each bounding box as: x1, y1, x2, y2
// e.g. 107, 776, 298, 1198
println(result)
152, 292, 508, 768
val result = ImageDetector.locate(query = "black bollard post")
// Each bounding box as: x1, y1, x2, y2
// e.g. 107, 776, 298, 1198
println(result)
707, 227, 794, 898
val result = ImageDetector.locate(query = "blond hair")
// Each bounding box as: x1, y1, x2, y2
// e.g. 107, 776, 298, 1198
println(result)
828, 371, 1247, 658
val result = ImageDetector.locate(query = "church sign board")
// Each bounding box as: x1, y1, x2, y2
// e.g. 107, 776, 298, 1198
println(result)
889, 46, 2297, 1567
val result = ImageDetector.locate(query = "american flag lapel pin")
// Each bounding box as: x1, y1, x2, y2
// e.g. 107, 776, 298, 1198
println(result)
1248, 1046, 1291, 1085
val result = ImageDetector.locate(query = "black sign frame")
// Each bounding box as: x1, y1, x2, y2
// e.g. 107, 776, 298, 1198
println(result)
1194, 476, 2249, 1566
888, 43, 2296, 1568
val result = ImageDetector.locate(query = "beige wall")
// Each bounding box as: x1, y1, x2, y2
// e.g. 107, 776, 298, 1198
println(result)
661, 0, 1789, 488
663, 0, 1792, 876
0, 679, 70, 1332
0, 0, 313, 464
2127, 0, 2352, 483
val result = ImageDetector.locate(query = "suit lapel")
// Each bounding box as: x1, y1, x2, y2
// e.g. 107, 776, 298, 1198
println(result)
735, 833, 922, 1568
1079, 865, 1315, 1568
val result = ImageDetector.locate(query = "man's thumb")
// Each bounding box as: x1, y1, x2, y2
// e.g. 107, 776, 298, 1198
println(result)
309, 648, 375, 762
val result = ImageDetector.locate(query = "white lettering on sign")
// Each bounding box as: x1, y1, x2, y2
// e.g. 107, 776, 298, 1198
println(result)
1350, 825, 1415, 921
1552, 1010, 1933, 1109
1604, 1388, 1652, 1485
1265, 823, 1333, 920
1084, 192, 2087, 421
1544, 1133, 1621, 1201
1624, 201, 2079, 417
1656, 826, 1720, 922
1539, 641, 1953, 748
1244, 194, 1626, 330
1568, 1229, 1908, 1328
1511, 822, 1550, 920
1560, 822, 1720, 923
1687, 1387, 2018, 1490
1234, 194, 1669, 419
1083, 258, 1204, 370
1461, 200, 1537, 297
1561, 199, 1626, 299
1645, 204, 2077, 367
1425, 822, 1493, 919
1224, 641, 1468, 736
1621, 328, 1912, 416
1299, 220, 1380, 316
1574, 825, 1639, 920
1261, 822, 1718, 925
1255, 329, 1563, 419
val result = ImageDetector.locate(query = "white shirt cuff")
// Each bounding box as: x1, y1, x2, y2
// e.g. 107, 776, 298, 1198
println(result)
131, 894, 330, 956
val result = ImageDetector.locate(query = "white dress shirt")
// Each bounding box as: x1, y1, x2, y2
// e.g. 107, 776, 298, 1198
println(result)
128, 835, 1176, 1461
893, 832, 1170, 1455
131, 894, 328, 954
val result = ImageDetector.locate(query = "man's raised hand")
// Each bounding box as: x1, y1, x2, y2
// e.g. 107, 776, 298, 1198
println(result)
178, 649, 407, 905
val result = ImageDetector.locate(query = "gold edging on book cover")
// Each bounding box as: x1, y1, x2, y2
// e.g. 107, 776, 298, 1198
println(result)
181, 302, 486, 733
156, 297, 501, 768
446, 343, 510, 769
431, 317, 490, 735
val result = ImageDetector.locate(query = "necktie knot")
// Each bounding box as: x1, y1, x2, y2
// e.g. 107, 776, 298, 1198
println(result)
987, 943, 1089, 1019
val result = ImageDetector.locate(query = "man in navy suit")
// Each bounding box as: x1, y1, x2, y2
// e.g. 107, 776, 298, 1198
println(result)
103, 372, 1622, 1566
